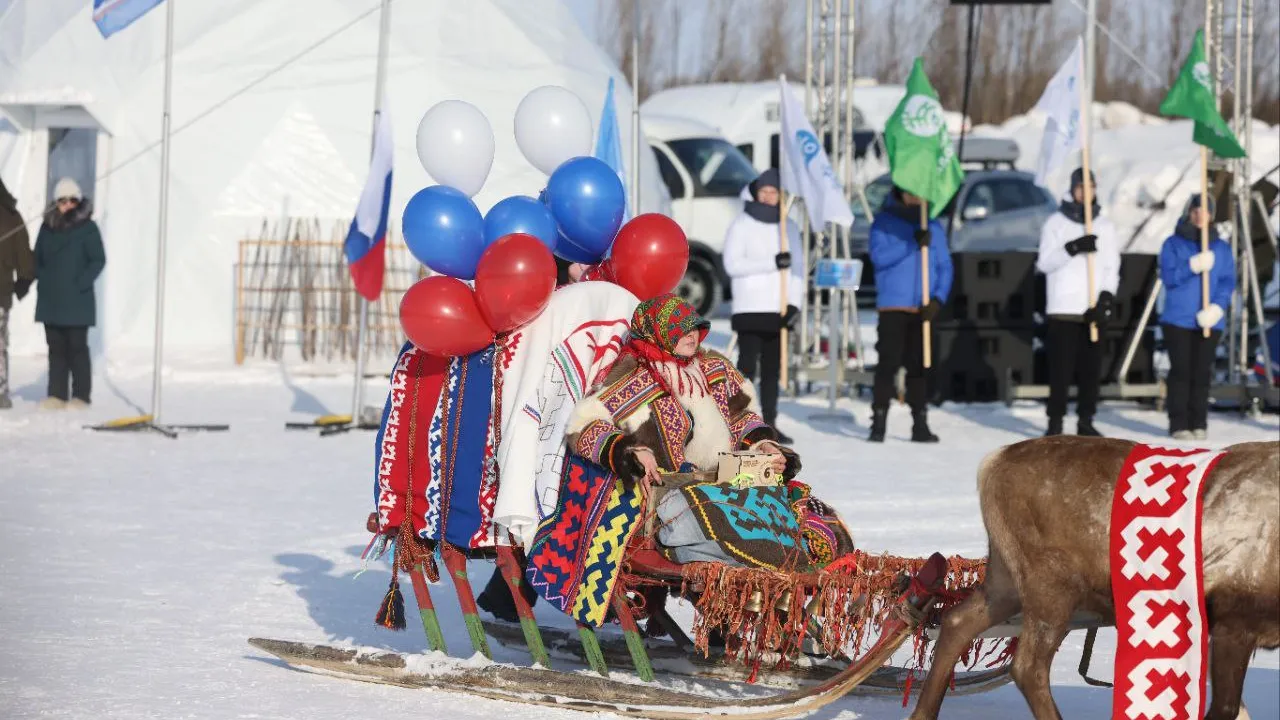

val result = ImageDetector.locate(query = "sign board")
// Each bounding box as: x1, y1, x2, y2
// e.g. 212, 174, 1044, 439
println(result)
813, 258, 863, 290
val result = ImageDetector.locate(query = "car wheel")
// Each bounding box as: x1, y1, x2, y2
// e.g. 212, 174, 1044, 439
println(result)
676, 256, 721, 316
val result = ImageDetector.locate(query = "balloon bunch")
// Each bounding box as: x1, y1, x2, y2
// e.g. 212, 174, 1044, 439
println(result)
399, 86, 691, 358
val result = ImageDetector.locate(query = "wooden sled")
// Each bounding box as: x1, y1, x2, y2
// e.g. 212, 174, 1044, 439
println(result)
251, 550, 964, 719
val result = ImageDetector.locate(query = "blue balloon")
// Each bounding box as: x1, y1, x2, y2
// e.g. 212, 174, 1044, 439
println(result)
552, 230, 601, 264
483, 195, 558, 251
402, 186, 485, 279
545, 157, 625, 261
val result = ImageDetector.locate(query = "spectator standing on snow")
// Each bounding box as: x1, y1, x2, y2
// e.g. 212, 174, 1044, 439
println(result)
1036, 167, 1120, 437
34, 178, 105, 410
721, 168, 804, 445
1158, 194, 1234, 440
867, 185, 952, 443
0, 177, 36, 410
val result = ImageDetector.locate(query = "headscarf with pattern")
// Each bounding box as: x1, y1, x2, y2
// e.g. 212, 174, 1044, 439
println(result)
625, 293, 712, 397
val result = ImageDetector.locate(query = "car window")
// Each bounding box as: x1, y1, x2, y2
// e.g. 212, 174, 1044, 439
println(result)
965, 178, 1045, 216
665, 138, 757, 198
852, 177, 893, 220
651, 146, 685, 199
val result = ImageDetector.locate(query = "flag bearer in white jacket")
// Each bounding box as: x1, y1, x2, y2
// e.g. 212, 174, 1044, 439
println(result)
722, 169, 805, 445
1036, 167, 1121, 437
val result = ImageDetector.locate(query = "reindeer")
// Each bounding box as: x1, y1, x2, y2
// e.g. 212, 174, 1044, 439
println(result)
910, 437, 1279, 720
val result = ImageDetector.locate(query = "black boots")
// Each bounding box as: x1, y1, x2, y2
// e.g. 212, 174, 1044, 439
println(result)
910, 411, 939, 443
1044, 416, 1103, 437
1077, 419, 1103, 437
868, 409, 887, 442
868, 408, 938, 442
476, 566, 536, 623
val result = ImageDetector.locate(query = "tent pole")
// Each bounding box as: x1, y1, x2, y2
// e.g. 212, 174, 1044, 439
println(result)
149, 0, 176, 425
350, 0, 393, 426
630, 0, 640, 213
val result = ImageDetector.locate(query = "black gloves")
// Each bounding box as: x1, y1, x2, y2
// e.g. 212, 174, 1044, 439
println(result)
775, 252, 792, 270
920, 299, 942, 322
607, 434, 648, 489
913, 228, 931, 249
783, 305, 800, 330
1085, 291, 1114, 327
14, 278, 31, 301
1065, 234, 1098, 256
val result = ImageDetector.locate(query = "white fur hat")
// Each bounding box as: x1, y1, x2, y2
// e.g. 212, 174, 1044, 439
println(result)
54, 177, 83, 201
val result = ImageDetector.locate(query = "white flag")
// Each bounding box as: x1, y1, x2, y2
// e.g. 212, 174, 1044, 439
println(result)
1033, 38, 1085, 187
778, 76, 854, 228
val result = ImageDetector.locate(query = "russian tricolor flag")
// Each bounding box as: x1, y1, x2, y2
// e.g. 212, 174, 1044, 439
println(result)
345, 108, 393, 302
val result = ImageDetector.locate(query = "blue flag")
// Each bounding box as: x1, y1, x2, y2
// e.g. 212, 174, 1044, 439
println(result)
93, 0, 164, 38
594, 77, 628, 218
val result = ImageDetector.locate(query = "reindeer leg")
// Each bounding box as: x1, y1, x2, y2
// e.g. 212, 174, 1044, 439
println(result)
911, 548, 1021, 720
909, 586, 1021, 720
1205, 623, 1255, 720
1009, 600, 1074, 720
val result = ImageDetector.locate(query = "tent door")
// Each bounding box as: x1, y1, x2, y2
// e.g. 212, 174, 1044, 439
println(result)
46, 128, 98, 205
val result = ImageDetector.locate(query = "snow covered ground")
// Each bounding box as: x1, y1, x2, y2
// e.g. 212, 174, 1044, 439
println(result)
1, 339, 1277, 719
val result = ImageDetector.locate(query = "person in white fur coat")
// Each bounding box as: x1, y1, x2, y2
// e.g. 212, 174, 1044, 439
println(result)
722, 169, 805, 444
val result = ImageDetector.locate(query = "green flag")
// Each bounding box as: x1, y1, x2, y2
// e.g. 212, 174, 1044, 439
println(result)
884, 58, 964, 218
1159, 29, 1246, 159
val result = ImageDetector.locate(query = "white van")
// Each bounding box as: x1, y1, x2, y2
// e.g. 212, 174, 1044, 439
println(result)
643, 113, 758, 316
643, 81, 968, 174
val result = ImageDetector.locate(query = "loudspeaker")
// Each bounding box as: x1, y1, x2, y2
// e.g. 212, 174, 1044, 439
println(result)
934, 326, 1035, 402
939, 252, 1038, 328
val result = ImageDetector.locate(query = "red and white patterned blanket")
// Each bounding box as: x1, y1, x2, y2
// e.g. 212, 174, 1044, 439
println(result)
1111, 444, 1225, 720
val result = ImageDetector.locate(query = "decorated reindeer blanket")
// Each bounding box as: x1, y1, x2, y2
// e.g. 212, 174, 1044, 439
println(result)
1110, 444, 1225, 720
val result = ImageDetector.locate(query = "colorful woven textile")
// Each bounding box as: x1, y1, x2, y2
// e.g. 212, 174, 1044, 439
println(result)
1111, 444, 1222, 720
674, 483, 807, 571
372, 342, 449, 536
371, 342, 500, 549
788, 481, 856, 567
437, 347, 498, 548
525, 454, 642, 627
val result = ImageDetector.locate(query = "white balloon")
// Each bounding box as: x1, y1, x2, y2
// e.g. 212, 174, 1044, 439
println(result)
415, 100, 495, 197
513, 86, 593, 176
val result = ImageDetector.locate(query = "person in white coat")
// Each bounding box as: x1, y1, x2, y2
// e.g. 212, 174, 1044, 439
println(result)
1036, 167, 1121, 437
722, 169, 804, 444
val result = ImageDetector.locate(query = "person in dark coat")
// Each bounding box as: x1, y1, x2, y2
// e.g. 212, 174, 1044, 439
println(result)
1158, 194, 1235, 440
866, 186, 953, 443
34, 178, 105, 409
0, 176, 36, 409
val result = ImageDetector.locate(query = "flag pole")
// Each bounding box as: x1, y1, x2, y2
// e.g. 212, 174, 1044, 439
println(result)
149, 0, 176, 426
1199, 146, 1211, 339
1078, 40, 1099, 344
349, 0, 392, 427
778, 74, 791, 391
630, 0, 641, 214
920, 201, 931, 368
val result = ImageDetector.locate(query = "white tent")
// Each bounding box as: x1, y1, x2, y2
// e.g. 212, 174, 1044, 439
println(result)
0, 0, 669, 360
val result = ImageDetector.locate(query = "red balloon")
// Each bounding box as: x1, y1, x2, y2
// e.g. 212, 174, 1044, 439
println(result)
474, 233, 557, 332
608, 213, 689, 300
399, 276, 495, 357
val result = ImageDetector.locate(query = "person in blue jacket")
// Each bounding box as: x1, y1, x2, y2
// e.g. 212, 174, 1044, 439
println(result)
867, 186, 953, 443
1159, 194, 1235, 440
